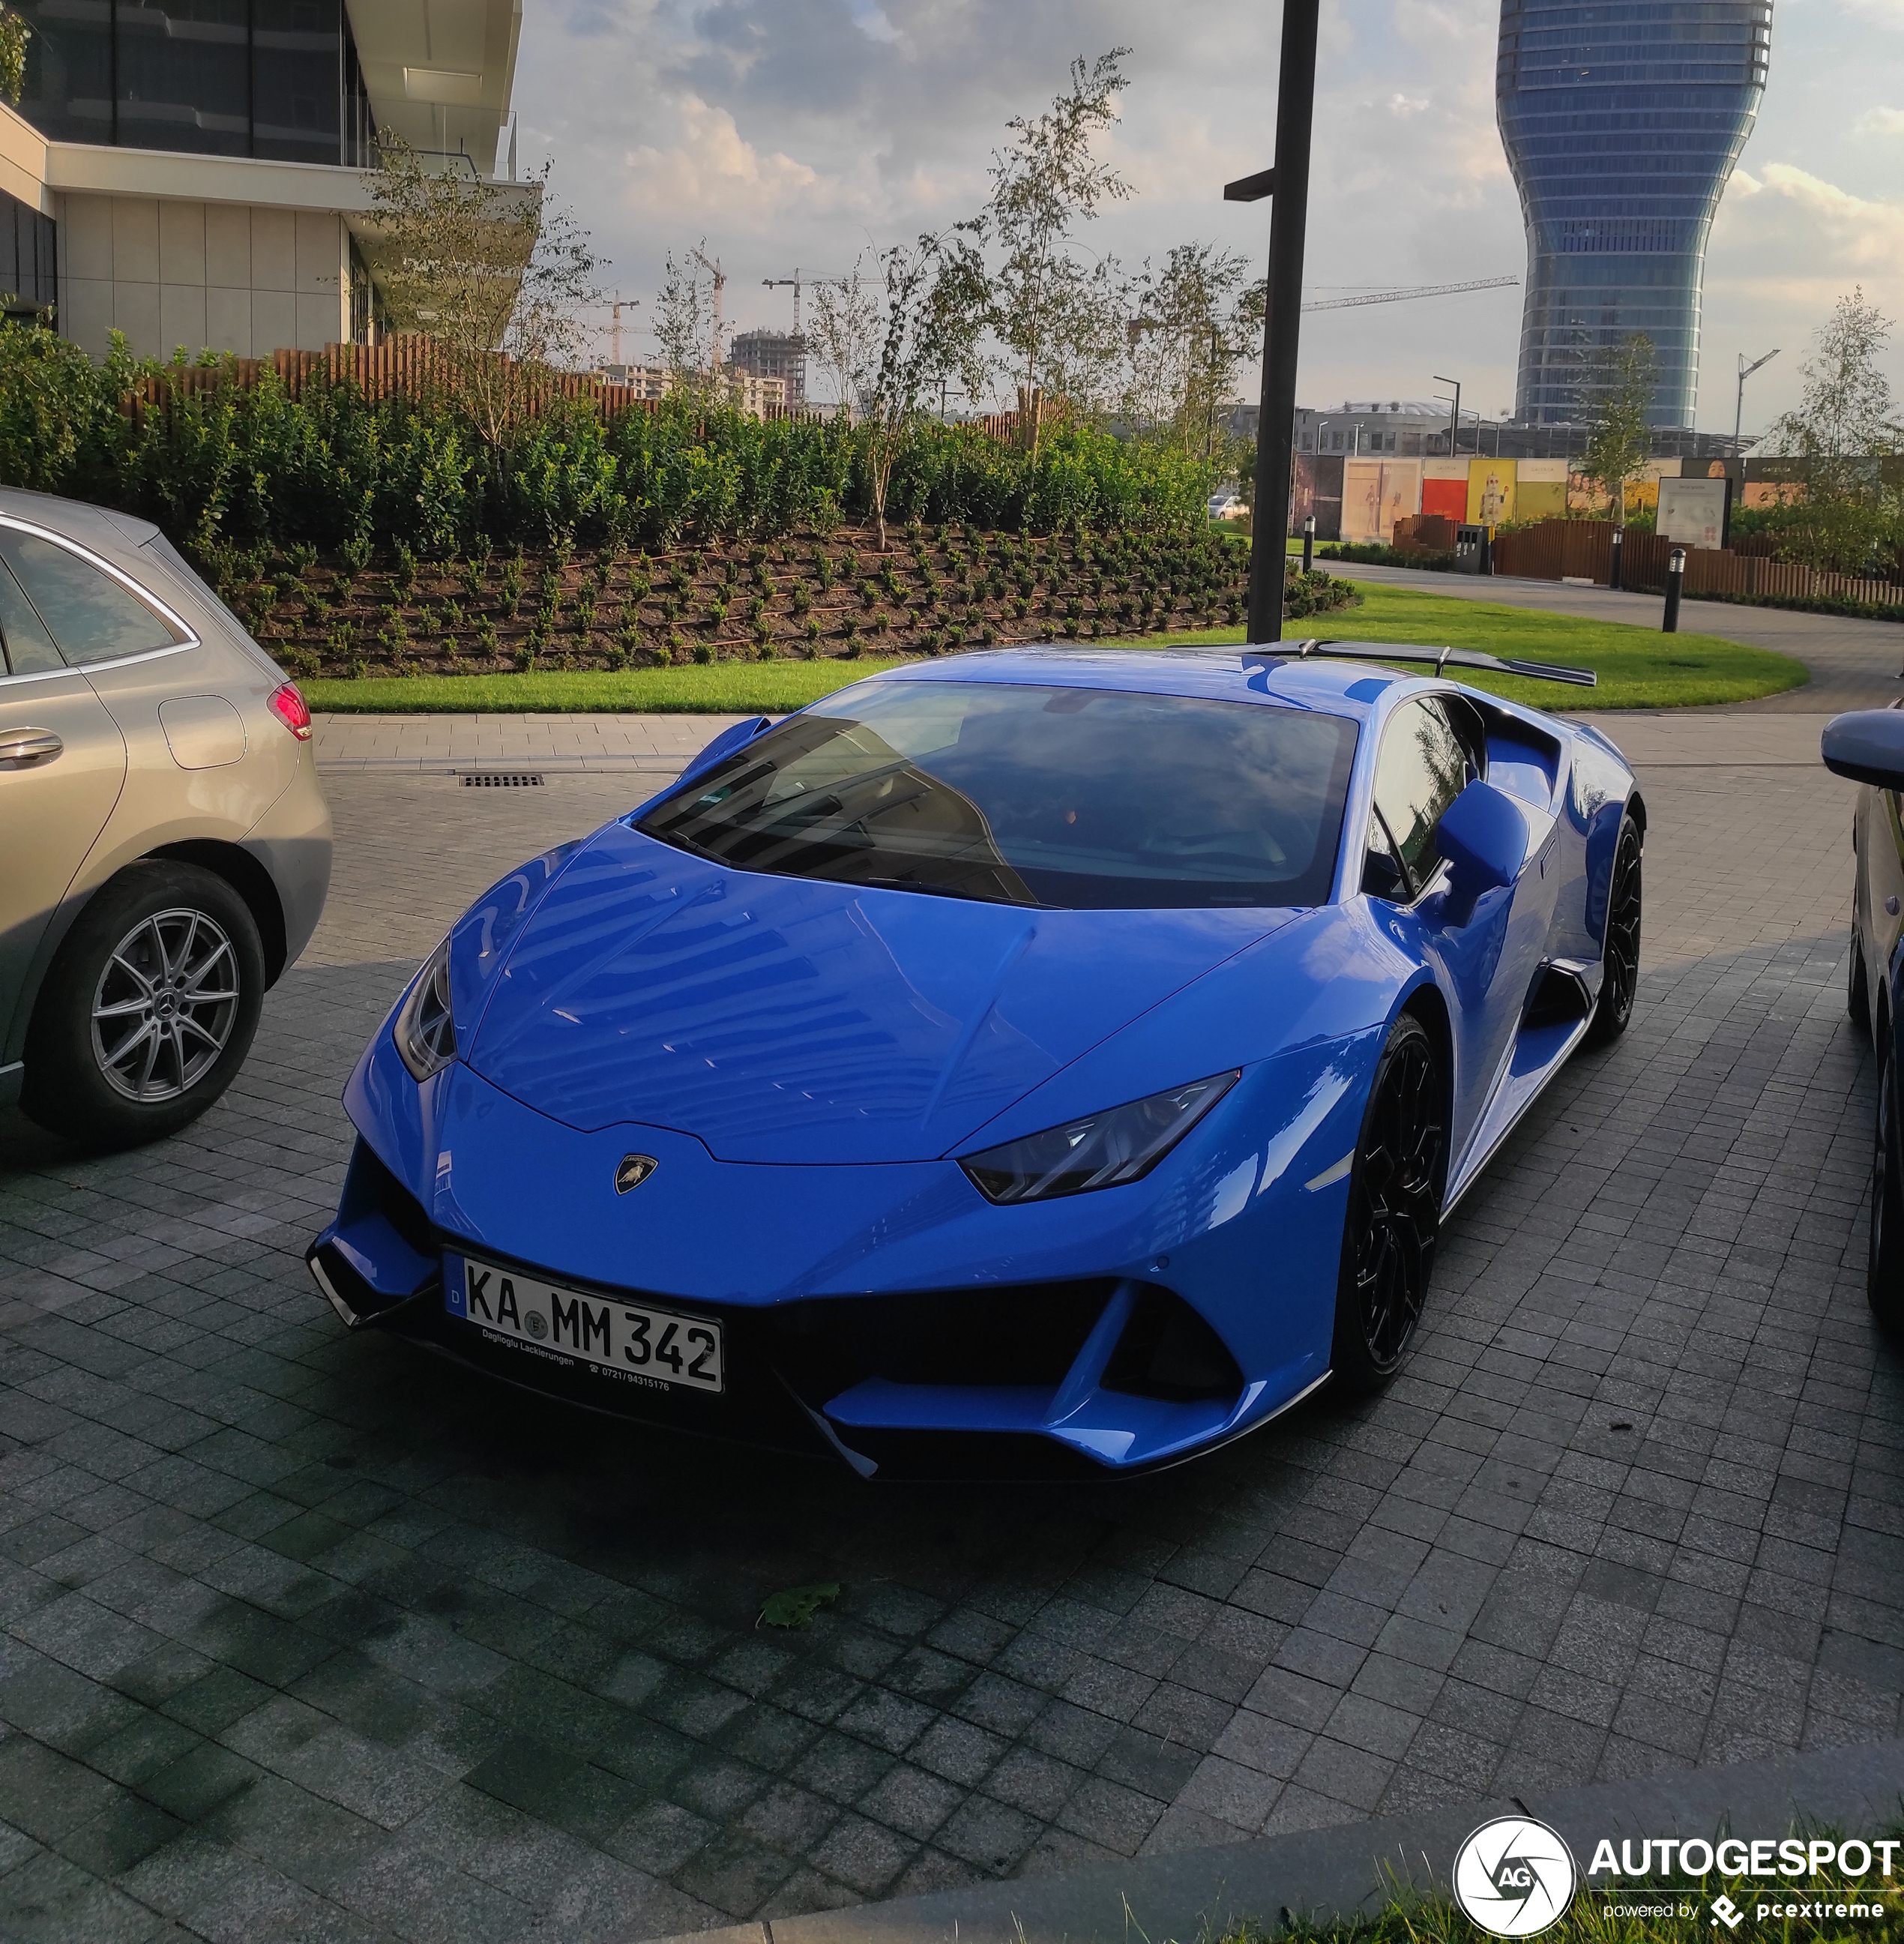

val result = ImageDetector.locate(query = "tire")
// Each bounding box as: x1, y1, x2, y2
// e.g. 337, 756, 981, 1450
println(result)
22, 860, 265, 1152
1331, 1011, 1448, 1393
1850, 927, 1871, 1035
1870, 1026, 1904, 1337
1584, 813, 1643, 1047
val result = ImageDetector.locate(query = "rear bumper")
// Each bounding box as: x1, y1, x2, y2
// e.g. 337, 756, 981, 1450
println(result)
243, 747, 331, 972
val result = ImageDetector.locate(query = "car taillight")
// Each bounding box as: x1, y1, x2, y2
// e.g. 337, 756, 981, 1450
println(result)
267, 681, 312, 741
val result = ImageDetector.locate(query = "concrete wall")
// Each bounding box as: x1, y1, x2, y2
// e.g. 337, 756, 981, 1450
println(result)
58, 195, 349, 361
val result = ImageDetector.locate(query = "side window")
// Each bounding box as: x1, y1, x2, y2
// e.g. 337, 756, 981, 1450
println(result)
0, 531, 186, 666
0, 556, 61, 675
1372, 698, 1473, 895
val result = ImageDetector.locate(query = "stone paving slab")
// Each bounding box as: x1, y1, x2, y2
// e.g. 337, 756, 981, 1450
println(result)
1, 718, 1900, 1942
661, 1736, 1904, 1943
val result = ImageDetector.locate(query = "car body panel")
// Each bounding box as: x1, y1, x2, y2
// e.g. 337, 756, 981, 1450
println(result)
466, 816, 1292, 1163
0, 488, 331, 1077
315, 643, 1639, 1475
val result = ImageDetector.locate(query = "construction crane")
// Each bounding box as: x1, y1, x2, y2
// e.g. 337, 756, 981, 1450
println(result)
1302, 276, 1518, 314
607, 293, 636, 367
690, 247, 726, 377
762, 272, 804, 334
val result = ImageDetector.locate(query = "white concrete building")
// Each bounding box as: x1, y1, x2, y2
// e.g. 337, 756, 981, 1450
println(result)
0, 0, 526, 362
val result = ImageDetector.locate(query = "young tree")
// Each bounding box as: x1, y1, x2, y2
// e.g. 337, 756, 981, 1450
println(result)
862, 226, 991, 550
986, 49, 1134, 456
653, 245, 715, 397
805, 255, 880, 427
364, 135, 603, 452
1576, 334, 1656, 529
1765, 288, 1904, 574
1123, 242, 1253, 459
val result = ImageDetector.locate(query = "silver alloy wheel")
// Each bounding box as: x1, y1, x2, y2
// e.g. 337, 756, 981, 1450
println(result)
90, 907, 242, 1103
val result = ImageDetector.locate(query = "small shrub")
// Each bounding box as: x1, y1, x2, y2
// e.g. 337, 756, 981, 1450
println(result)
392, 542, 418, 595
693, 643, 715, 663
602, 641, 630, 671
667, 628, 687, 660
475, 617, 498, 657
347, 657, 369, 680
286, 541, 318, 577
277, 646, 320, 678
513, 643, 537, 671
815, 553, 837, 592
340, 534, 373, 573
500, 555, 525, 613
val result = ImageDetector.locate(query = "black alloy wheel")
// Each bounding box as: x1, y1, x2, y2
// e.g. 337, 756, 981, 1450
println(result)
1870, 1026, 1904, 1336
1331, 1011, 1447, 1392
1849, 925, 1871, 1035
1585, 813, 1643, 1047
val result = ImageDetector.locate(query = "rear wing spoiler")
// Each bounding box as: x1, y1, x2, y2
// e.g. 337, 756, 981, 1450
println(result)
1252, 639, 1597, 687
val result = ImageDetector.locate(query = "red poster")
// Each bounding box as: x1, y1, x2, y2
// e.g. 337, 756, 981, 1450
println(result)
1422, 478, 1467, 521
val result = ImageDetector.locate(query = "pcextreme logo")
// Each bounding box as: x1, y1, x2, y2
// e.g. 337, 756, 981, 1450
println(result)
1453, 1816, 1580, 1937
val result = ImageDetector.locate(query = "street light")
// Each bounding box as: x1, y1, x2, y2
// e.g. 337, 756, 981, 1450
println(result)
1435, 376, 1462, 457
1735, 349, 1779, 444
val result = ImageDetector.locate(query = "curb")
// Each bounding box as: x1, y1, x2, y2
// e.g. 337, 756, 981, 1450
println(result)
648, 1739, 1904, 1944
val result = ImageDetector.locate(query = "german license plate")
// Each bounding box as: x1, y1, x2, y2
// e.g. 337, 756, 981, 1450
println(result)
444, 1254, 723, 1394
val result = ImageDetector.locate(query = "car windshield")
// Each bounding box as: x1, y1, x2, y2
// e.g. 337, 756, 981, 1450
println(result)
637, 679, 1360, 910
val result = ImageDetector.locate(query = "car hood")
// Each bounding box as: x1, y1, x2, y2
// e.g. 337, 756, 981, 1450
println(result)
463, 821, 1294, 1163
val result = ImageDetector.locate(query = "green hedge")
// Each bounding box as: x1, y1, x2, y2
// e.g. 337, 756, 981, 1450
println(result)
0, 325, 1218, 560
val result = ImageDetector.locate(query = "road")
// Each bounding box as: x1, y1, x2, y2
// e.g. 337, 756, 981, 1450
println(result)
0, 707, 1897, 1942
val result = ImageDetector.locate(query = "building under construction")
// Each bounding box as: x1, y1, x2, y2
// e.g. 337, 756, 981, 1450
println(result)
729, 330, 805, 412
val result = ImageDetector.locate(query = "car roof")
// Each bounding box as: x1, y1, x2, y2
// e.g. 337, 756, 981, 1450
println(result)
870, 643, 1466, 723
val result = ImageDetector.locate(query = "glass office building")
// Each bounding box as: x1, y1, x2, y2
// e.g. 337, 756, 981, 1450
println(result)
13, 0, 373, 168
1497, 0, 1770, 427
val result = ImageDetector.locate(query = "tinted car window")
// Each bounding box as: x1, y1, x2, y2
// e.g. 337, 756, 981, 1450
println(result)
1372, 697, 1474, 893
0, 531, 185, 665
0, 555, 62, 674
640, 680, 1361, 909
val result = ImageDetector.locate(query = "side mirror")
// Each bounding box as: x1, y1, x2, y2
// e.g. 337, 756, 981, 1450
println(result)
675, 715, 772, 790
1822, 709, 1904, 789
1435, 779, 1528, 926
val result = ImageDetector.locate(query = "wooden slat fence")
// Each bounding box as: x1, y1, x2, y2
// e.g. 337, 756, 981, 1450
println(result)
1490, 519, 1904, 607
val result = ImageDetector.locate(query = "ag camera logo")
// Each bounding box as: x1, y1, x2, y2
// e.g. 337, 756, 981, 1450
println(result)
1453, 1815, 1579, 1937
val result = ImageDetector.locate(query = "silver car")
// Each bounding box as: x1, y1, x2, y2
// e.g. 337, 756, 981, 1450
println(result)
0, 488, 331, 1149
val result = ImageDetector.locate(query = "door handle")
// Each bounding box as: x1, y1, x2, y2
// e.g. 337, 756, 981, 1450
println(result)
1887, 896, 1900, 917
0, 728, 61, 767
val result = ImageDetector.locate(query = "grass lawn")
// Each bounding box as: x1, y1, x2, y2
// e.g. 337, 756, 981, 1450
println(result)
303, 578, 1806, 715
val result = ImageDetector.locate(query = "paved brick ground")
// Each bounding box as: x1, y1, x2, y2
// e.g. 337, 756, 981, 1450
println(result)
2, 725, 1900, 1943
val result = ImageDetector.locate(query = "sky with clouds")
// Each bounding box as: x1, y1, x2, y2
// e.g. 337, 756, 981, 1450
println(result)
510, 0, 1904, 439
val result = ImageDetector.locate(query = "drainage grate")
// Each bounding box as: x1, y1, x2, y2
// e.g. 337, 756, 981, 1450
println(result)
460, 772, 545, 788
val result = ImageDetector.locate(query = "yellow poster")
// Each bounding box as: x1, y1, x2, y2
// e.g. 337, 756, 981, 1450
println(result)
1516, 458, 1567, 522
1467, 458, 1516, 527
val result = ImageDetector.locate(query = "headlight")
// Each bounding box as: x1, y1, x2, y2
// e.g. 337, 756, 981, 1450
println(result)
394, 936, 457, 1082
961, 1071, 1241, 1205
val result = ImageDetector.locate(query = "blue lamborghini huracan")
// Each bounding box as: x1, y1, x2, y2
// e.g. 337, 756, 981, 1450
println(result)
309, 643, 1643, 1477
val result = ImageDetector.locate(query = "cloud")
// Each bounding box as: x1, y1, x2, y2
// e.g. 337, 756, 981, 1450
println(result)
1855, 104, 1904, 133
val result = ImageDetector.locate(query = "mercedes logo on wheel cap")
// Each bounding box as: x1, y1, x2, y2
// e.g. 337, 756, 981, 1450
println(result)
1452, 1814, 1577, 1937
615, 1154, 659, 1194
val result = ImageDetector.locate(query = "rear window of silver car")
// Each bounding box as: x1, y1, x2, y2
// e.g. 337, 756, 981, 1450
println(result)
0, 529, 188, 671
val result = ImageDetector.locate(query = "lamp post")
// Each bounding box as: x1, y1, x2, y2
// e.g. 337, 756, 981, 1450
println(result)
1435, 376, 1462, 457
1735, 349, 1779, 445
1228, 0, 1322, 643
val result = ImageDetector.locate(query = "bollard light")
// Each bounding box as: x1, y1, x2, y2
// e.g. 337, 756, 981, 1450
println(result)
1302, 514, 1315, 574
1663, 546, 1686, 634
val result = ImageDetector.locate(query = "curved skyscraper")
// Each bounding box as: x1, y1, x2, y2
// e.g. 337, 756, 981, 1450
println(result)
1498, 0, 1770, 427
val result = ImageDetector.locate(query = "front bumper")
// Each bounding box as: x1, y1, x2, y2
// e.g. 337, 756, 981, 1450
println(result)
310, 1034, 1363, 1478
